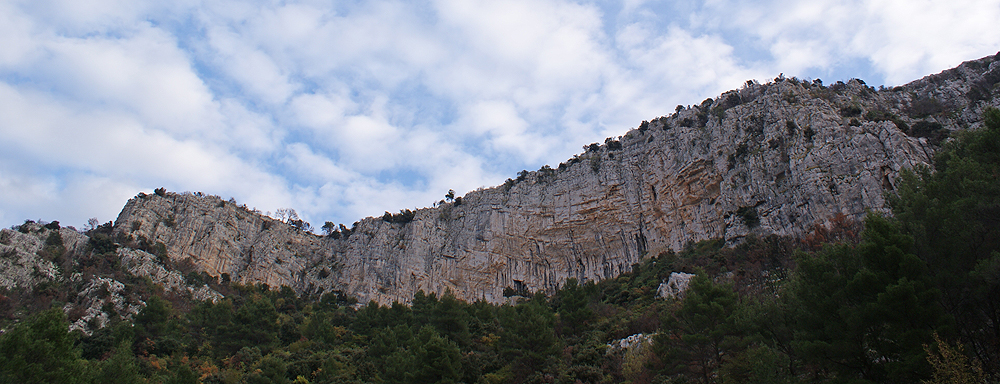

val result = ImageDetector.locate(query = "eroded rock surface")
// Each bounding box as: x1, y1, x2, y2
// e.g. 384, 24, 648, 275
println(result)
657, 272, 696, 300
113, 53, 1000, 304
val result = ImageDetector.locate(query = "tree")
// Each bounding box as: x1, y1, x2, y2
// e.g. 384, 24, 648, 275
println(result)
498, 295, 557, 379
0, 309, 93, 383
407, 326, 463, 384
445, 189, 456, 202
86, 217, 100, 231
654, 271, 739, 383
322, 221, 337, 236
790, 214, 948, 383
94, 341, 141, 384
275, 208, 299, 223
891, 108, 1000, 375
923, 332, 986, 384
554, 278, 593, 337
134, 295, 188, 356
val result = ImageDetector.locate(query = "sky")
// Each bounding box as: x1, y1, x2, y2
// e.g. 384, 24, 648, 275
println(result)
1, 0, 998, 231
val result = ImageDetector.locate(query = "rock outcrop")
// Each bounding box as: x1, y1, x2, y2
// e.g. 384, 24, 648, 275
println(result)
0, 221, 222, 333
657, 272, 695, 300
0, 224, 88, 290
113, 53, 1000, 305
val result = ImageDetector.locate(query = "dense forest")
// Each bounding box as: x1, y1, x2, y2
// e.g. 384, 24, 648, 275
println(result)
1, 109, 998, 383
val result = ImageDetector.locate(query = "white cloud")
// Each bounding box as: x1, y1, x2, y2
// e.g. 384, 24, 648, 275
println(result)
689, 0, 1000, 84
0, 0, 996, 230
205, 25, 299, 106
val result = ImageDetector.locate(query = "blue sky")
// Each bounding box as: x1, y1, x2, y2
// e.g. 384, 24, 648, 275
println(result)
1, 0, 998, 231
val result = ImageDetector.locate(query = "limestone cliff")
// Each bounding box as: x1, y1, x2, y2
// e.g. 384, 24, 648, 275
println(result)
113, 53, 1000, 304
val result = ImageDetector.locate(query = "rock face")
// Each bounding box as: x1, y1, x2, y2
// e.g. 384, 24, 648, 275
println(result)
657, 272, 696, 300
113, 53, 1000, 305
0, 225, 88, 290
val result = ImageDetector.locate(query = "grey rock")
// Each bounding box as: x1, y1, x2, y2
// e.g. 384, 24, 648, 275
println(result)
657, 272, 696, 300
112, 53, 1000, 304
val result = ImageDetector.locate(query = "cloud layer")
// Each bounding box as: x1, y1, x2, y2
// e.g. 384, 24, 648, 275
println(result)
1, 0, 998, 229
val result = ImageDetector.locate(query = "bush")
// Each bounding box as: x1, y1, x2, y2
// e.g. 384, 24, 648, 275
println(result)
840, 104, 862, 117
383, 209, 416, 224
605, 138, 622, 151
909, 120, 947, 144
736, 206, 760, 228
803, 126, 815, 141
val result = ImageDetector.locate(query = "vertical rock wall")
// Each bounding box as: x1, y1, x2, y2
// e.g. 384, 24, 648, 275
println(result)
114, 53, 1000, 304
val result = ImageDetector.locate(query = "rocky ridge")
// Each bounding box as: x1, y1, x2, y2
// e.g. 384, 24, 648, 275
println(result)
0, 221, 222, 334
112, 53, 1000, 305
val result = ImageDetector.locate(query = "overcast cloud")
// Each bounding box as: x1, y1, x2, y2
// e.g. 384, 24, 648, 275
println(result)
1, 0, 998, 230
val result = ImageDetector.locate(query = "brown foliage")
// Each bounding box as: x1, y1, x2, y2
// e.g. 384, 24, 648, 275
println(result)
799, 213, 861, 251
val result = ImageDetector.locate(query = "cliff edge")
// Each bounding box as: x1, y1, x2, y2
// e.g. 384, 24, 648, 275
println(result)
113, 53, 1000, 304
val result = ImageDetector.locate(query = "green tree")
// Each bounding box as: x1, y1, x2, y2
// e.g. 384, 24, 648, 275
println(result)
733, 293, 799, 378
408, 326, 463, 384
891, 107, 1000, 374
322, 221, 337, 236
232, 294, 279, 353
246, 355, 290, 384
791, 214, 948, 383
654, 271, 739, 383
554, 278, 594, 337
94, 341, 141, 384
497, 293, 558, 379
416, 291, 471, 347
134, 295, 188, 356
0, 309, 93, 383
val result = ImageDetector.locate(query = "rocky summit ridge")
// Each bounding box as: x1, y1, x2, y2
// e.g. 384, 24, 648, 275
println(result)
108, 53, 1000, 305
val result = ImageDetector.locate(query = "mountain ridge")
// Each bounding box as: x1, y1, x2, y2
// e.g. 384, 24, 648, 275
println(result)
109, 52, 1000, 304
7, 52, 988, 306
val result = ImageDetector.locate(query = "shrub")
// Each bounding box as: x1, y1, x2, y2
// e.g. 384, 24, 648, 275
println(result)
339, 223, 354, 239
163, 215, 176, 228
537, 165, 555, 182
516, 170, 529, 182
909, 97, 945, 118
88, 233, 118, 255
909, 120, 946, 144
383, 209, 416, 224
840, 105, 862, 117
605, 138, 622, 151
803, 126, 815, 141
736, 206, 760, 228
785, 120, 797, 134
